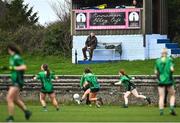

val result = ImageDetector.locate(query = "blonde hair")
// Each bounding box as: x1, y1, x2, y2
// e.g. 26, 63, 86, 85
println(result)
161, 48, 168, 54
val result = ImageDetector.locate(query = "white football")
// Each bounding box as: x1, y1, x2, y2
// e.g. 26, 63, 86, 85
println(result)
73, 93, 80, 99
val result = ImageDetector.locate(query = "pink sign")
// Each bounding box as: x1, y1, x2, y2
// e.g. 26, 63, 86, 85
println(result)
74, 8, 142, 30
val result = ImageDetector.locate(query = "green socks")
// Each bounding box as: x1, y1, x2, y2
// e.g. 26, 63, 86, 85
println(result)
170, 106, 175, 112
43, 106, 48, 111
43, 106, 47, 109
160, 106, 176, 116
123, 104, 128, 108
170, 105, 177, 116
6, 116, 14, 122
160, 109, 164, 116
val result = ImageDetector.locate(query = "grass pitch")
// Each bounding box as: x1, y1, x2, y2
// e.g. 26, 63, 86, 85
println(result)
0, 104, 179, 122
0, 55, 180, 75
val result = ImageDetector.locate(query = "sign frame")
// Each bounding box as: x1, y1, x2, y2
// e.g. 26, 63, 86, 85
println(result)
74, 8, 142, 30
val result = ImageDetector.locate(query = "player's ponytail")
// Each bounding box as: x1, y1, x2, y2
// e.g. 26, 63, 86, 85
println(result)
42, 64, 50, 78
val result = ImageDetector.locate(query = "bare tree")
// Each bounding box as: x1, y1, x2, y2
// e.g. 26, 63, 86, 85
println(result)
49, 0, 71, 22
2, 0, 13, 4
48, 0, 72, 56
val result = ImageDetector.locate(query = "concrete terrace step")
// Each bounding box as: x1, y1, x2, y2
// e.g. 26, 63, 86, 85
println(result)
171, 48, 180, 54
157, 39, 170, 43
2, 79, 180, 85
3, 74, 178, 79
0, 80, 160, 86
78, 60, 113, 64
0, 75, 180, 88
0, 75, 180, 80
0, 75, 180, 104
166, 43, 179, 49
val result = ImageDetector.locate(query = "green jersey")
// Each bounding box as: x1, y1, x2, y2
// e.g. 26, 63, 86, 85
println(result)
119, 75, 136, 91
36, 71, 55, 93
84, 73, 100, 89
80, 74, 86, 88
155, 56, 174, 85
9, 54, 25, 88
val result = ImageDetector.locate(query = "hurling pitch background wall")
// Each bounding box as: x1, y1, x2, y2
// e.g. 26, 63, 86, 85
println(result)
0, 75, 179, 105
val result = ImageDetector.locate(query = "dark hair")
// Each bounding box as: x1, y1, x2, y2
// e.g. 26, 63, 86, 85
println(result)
42, 64, 50, 77
84, 68, 92, 74
7, 44, 21, 54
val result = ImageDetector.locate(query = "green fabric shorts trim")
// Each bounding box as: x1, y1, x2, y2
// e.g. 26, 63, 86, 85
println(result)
41, 91, 54, 94
125, 85, 136, 92
158, 83, 173, 87
41, 88, 54, 94
90, 88, 100, 93
11, 82, 23, 89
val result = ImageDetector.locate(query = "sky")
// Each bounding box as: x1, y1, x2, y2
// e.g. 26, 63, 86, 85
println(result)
24, 0, 64, 25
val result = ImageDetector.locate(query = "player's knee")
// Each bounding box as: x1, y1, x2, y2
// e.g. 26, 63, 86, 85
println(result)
40, 96, 45, 101
169, 90, 175, 96
132, 93, 138, 98
89, 97, 93, 101
159, 96, 164, 102
136, 95, 142, 98
135, 95, 139, 98
53, 99, 58, 105
51, 98, 56, 102
159, 92, 164, 97
6, 95, 13, 102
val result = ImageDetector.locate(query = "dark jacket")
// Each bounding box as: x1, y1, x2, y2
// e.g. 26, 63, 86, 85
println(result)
85, 35, 98, 48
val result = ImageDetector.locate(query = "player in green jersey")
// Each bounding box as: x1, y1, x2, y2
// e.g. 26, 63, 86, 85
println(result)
6, 44, 32, 122
155, 48, 176, 116
33, 64, 59, 111
80, 68, 103, 108
112, 69, 151, 108
80, 73, 91, 105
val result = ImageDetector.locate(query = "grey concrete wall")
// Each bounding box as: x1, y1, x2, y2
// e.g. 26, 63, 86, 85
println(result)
0, 75, 179, 105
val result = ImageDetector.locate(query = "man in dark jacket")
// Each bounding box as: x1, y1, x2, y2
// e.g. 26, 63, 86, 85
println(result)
82, 33, 98, 61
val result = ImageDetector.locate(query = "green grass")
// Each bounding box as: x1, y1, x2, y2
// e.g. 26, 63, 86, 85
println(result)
0, 55, 180, 75
0, 104, 179, 122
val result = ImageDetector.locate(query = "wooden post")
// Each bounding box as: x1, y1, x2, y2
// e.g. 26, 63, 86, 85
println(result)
160, 0, 168, 34
143, 0, 153, 34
